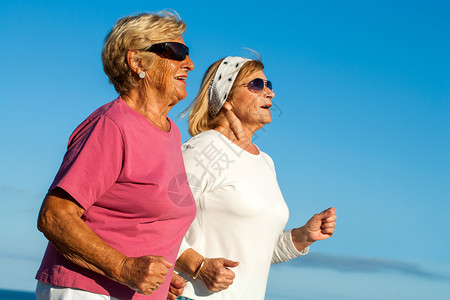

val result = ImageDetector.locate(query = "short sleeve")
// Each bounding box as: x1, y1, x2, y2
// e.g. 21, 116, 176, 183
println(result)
50, 115, 124, 209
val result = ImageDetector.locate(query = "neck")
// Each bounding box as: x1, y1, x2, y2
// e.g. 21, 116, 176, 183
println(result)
121, 88, 172, 132
214, 121, 261, 155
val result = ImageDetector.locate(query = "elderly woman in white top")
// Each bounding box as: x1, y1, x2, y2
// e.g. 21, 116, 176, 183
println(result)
168, 57, 337, 300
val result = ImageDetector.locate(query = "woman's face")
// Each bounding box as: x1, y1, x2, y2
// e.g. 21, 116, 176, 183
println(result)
148, 37, 194, 106
229, 70, 275, 130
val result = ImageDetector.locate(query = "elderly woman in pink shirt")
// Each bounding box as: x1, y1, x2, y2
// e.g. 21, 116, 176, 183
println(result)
35, 11, 196, 300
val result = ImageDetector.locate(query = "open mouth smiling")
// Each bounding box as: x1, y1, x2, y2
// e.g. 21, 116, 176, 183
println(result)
175, 76, 186, 81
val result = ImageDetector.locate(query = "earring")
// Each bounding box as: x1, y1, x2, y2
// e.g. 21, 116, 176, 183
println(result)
139, 71, 146, 79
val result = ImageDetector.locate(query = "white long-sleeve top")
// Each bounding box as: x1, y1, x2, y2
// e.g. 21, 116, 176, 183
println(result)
177, 130, 308, 300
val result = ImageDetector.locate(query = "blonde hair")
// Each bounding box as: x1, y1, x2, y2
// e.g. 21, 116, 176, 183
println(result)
102, 11, 186, 94
184, 58, 264, 136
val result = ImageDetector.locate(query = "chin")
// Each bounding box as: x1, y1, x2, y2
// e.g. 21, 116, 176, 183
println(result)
169, 98, 182, 107
167, 91, 186, 106
263, 116, 272, 124
176, 91, 187, 101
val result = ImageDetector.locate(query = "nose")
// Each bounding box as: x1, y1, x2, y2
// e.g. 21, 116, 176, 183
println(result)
182, 55, 195, 71
265, 86, 275, 99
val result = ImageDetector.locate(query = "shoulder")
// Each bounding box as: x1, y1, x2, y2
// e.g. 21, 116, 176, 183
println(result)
69, 99, 123, 143
86, 98, 120, 118
101, 98, 133, 125
77, 98, 124, 130
182, 130, 222, 153
260, 151, 276, 170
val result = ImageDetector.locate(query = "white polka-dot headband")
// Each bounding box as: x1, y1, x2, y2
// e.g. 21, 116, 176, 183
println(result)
208, 56, 251, 117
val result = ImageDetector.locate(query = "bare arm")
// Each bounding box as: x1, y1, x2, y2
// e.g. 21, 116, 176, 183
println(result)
37, 188, 172, 295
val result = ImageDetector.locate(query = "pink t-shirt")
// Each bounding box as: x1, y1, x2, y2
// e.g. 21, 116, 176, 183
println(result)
36, 97, 196, 299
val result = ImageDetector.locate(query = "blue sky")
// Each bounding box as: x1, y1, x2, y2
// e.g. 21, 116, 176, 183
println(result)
1, 0, 449, 299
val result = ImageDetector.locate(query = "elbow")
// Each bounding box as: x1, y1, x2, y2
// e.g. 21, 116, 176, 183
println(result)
37, 206, 52, 235
37, 216, 43, 233
37, 192, 84, 237
37, 196, 59, 236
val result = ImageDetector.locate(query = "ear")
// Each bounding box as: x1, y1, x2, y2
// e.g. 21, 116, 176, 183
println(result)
126, 50, 143, 74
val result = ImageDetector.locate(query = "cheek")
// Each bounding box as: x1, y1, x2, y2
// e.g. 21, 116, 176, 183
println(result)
239, 101, 259, 120
163, 62, 176, 86
246, 97, 262, 114
149, 59, 171, 93
247, 104, 258, 116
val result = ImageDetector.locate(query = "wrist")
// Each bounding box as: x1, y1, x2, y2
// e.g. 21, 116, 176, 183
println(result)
291, 227, 313, 252
176, 248, 205, 276
111, 254, 130, 285
192, 257, 206, 279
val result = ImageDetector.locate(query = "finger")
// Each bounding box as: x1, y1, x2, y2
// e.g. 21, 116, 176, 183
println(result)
220, 268, 236, 280
222, 258, 239, 268
321, 221, 336, 229
152, 282, 161, 291
209, 279, 234, 292
150, 262, 171, 277
154, 256, 174, 269
316, 207, 336, 219
170, 287, 184, 295
142, 288, 154, 295
169, 285, 184, 298
222, 102, 245, 140
151, 274, 167, 287
157, 267, 169, 277
167, 293, 177, 300
323, 207, 336, 215
321, 227, 335, 235
171, 274, 186, 288
218, 278, 234, 289
223, 278, 234, 286
222, 101, 233, 111
324, 214, 337, 222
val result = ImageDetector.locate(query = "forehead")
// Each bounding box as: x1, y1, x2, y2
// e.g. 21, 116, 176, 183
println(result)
167, 36, 185, 44
241, 69, 266, 82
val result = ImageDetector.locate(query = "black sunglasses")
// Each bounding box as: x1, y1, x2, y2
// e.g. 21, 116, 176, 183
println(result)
143, 42, 189, 61
240, 78, 273, 93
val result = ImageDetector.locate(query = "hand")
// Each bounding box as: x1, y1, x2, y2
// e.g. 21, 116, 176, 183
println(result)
222, 102, 247, 140
292, 207, 337, 251
222, 102, 258, 152
197, 257, 239, 292
304, 207, 337, 241
120, 255, 173, 295
167, 273, 186, 300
